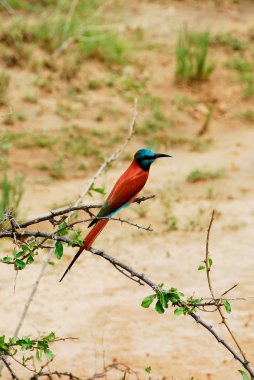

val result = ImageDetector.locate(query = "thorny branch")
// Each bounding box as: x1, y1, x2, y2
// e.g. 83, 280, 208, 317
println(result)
1, 212, 254, 377
1, 195, 155, 231
29, 362, 138, 380
85, 246, 254, 379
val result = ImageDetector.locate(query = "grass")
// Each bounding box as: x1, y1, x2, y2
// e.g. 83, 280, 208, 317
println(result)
173, 94, 196, 111
175, 28, 216, 82
187, 168, 225, 183
137, 105, 171, 134
37, 159, 65, 179
79, 31, 131, 66
55, 102, 80, 120
0, 71, 10, 105
0, 171, 24, 220
167, 216, 178, 232
23, 91, 38, 103
185, 207, 207, 232
211, 33, 247, 51
238, 109, 254, 122
228, 56, 254, 98
0, 1, 131, 69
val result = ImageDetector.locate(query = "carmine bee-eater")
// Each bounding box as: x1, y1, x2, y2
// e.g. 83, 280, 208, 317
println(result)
60, 149, 171, 281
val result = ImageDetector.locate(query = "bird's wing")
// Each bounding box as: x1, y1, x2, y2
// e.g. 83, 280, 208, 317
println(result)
97, 170, 148, 219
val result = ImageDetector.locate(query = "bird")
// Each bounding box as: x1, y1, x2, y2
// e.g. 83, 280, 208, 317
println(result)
60, 148, 171, 281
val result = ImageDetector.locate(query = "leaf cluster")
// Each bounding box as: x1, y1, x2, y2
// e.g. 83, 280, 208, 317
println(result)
0, 332, 56, 364
141, 285, 201, 315
0, 242, 38, 270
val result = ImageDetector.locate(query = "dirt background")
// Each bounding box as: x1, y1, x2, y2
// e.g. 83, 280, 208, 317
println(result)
1, 1, 254, 379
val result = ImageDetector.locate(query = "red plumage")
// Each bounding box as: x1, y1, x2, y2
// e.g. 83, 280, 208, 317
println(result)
60, 158, 149, 281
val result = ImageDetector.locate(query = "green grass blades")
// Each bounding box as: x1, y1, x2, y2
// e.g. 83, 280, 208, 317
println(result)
175, 28, 216, 82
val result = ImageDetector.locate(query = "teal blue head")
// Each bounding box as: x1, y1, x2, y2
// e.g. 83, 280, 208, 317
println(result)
134, 149, 171, 171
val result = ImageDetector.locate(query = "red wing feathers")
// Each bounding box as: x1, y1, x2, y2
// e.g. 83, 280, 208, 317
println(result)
97, 170, 149, 218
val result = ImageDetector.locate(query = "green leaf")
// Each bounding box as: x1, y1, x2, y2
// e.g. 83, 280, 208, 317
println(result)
36, 349, 41, 361
15, 259, 26, 270
145, 366, 151, 374
174, 307, 185, 316
13, 251, 25, 259
26, 256, 34, 265
141, 295, 156, 308
208, 258, 213, 267
1, 256, 12, 262
43, 332, 55, 342
88, 182, 107, 197
45, 349, 53, 361
238, 370, 251, 380
155, 301, 164, 314
222, 300, 232, 314
72, 230, 83, 247
58, 221, 68, 236
198, 265, 205, 270
54, 241, 63, 259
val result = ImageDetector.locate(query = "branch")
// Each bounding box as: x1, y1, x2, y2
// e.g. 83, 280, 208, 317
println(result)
204, 211, 251, 374
85, 246, 254, 378
1, 357, 19, 380
9, 195, 154, 230
30, 362, 138, 380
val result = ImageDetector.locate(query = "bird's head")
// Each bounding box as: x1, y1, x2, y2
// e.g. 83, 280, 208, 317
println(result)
134, 149, 171, 170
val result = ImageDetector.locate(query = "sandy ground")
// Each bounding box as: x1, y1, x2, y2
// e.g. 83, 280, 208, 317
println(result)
1, 1, 254, 379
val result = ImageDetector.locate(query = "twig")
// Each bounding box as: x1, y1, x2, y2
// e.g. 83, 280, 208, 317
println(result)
13, 100, 137, 341
204, 211, 252, 376
220, 283, 239, 297
29, 361, 137, 380
1, 357, 19, 380
0, 0, 14, 14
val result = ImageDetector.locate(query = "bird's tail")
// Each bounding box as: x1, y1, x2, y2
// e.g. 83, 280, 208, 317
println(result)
59, 219, 109, 282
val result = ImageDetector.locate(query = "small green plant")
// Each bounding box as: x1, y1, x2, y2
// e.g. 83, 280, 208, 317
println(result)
228, 56, 254, 98
185, 208, 208, 232
238, 109, 254, 122
88, 79, 103, 90
138, 105, 171, 134
186, 168, 224, 183
211, 33, 246, 51
23, 90, 38, 103
175, 29, 215, 82
0, 71, 10, 105
79, 31, 130, 65
167, 215, 178, 231
173, 94, 196, 110
0, 171, 24, 220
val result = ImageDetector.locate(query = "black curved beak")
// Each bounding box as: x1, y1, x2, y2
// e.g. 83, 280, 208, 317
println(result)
153, 153, 172, 159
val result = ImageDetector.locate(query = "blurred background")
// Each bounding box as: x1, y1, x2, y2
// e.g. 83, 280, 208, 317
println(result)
1, 0, 254, 379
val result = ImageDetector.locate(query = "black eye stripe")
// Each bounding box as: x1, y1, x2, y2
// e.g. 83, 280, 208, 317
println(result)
141, 155, 154, 161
